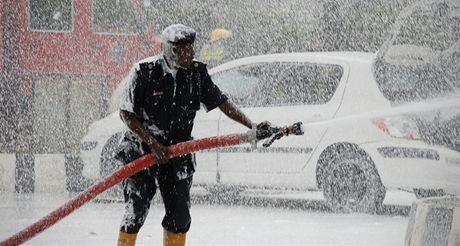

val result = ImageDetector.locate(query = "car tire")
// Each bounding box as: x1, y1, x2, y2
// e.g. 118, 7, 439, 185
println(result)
319, 143, 385, 214
100, 132, 123, 198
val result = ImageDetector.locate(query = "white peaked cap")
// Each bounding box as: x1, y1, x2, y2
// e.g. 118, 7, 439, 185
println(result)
161, 24, 196, 44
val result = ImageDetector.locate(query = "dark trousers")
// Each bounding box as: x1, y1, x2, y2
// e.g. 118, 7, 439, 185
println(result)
119, 163, 193, 234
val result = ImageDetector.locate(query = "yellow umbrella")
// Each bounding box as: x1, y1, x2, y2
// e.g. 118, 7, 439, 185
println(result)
208, 28, 231, 42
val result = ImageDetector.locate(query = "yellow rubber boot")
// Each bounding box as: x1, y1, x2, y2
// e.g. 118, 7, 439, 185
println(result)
117, 231, 137, 246
163, 230, 186, 246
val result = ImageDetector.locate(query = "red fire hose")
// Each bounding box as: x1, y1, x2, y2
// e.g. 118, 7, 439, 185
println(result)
1, 123, 303, 245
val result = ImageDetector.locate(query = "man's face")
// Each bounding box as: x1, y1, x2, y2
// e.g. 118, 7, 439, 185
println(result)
172, 43, 195, 69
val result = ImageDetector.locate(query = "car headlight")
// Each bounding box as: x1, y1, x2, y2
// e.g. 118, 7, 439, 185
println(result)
80, 141, 98, 151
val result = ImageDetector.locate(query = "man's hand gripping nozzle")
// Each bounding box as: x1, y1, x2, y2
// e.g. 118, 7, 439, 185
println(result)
246, 122, 304, 148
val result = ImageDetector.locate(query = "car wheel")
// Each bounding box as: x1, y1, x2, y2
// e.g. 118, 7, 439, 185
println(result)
100, 132, 123, 198
319, 143, 385, 214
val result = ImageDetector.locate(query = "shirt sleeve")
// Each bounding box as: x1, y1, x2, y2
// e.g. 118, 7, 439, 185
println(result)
200, 69, 228, 111
119, 65, 139, 113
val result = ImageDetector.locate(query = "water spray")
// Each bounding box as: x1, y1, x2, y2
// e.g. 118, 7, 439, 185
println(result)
304, 96, 460, 130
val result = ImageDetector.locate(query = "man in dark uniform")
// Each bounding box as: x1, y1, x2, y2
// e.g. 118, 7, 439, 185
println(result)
116, 24, 262, 246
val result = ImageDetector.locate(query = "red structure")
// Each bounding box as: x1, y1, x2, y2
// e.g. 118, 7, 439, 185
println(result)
0, 0, 161, 153
17, 0, 160, 92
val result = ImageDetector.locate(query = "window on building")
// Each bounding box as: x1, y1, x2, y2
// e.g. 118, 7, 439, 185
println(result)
29, 0, 73, 32
92, 0, 139, 34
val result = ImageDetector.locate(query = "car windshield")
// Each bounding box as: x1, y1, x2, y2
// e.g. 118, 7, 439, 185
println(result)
374, 58, 457, 103
212, 61, 343, 107
375, 2, 460, 104
394, 6, 460, 51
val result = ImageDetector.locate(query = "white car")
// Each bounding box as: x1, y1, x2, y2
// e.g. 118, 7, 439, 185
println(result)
80, 51, 460, 213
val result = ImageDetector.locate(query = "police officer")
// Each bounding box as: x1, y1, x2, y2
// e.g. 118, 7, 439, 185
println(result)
116, 24, 262, 246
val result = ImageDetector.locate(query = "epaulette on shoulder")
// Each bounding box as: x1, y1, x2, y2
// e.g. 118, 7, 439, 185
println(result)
192, 61, 207, 71
139, 60, 161, 73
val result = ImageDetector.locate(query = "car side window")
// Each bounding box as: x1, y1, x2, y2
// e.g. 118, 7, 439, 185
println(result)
271, 62, 343, 105
211, 69, 261, 107
212, 62, 343, 107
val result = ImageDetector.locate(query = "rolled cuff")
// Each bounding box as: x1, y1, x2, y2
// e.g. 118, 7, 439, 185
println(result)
204, 95, 228, 112
119, 102, 135, 113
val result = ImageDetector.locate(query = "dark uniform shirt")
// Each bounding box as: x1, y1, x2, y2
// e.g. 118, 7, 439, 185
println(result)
117, 55, 227, 180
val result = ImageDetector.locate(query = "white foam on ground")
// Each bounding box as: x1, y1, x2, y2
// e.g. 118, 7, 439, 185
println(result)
0, 192, 408, 245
